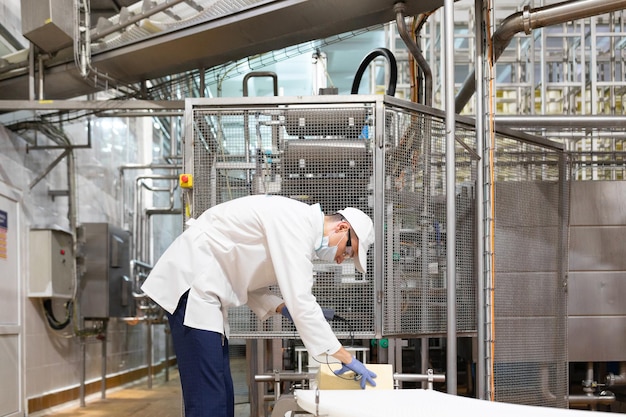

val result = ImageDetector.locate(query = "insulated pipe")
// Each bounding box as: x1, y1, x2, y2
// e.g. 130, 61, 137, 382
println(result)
455, 0, 626, 113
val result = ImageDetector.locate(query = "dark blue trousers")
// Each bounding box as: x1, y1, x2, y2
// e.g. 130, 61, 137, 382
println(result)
167, 291, 234, 417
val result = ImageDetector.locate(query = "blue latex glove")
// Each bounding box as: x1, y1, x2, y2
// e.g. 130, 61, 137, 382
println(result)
281, 306, 335, 322
322, 308, 335, 320
334, 357, 377, 389
281, 305, 293, 322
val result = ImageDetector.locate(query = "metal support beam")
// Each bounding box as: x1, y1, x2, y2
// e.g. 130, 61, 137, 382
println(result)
0, 100, 185, 111
444, 0, 457, 396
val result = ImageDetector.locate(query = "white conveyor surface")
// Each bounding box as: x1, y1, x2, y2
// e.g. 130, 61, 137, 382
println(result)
295, 389, 614, 417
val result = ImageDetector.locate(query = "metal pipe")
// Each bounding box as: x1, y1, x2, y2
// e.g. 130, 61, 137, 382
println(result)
583, 363, 600, 411
568, 393, 616, 406
37, 54, 44, 100
80, 336, 86, 407
101, 324, 107, 399
394, 2, 433, 106
147, 321, 153, 389
393, 373, 446, 383
254, 373, 316, 382
444, 0, 457, 395
90, 0, 186, 42
496, 115, 626, 128
421, 338, 429, 389
395, 2, 437, 372
98, 111, 183, 117
165, 324, 170, 382
455, 0, 626, 113
540, 363, 616, 407
394, 370, 446, 390
117, 163, 180, 229
28, 43, 35, 100
28, 149, 70, 189
606, 362, 626, 387
394, 10, 439, 372
132, 174, 179, 260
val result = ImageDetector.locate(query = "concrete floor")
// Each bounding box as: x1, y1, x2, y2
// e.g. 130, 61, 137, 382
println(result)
35, 356, 251, 417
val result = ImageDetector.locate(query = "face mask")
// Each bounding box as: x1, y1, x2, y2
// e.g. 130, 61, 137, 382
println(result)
315, 231, 345, 262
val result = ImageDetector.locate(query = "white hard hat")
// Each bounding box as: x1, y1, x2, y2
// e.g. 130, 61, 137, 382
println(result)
337, 207, 374, 274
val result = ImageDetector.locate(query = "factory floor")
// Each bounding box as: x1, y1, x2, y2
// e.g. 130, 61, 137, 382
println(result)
35, 356, 251, 417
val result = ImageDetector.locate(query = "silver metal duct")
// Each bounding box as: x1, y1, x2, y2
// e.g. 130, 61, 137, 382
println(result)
455, 0, 626, 113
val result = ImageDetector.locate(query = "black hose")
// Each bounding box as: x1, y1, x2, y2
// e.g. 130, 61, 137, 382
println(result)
43, 298, 72, 330
350, 47, 398, 96
332, 314, 355, 347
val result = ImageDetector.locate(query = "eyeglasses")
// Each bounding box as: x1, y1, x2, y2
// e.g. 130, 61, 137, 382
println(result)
343, 229, 354, 258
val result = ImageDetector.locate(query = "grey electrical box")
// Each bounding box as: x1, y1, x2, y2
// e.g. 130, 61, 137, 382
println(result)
20, 0, 74, 53
28, 229, 75, 299
79, 223, 135, 319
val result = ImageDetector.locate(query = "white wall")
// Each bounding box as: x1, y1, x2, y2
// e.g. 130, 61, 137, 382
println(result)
0, 118, 172, 412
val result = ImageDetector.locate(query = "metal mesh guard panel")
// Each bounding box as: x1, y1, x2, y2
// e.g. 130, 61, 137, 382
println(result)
189, 102, 376, 339
492, 140, 569, 408
381, 106, 478, 336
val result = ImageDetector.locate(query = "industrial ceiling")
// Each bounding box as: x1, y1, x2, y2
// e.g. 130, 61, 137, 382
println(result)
0, 0, 446, 101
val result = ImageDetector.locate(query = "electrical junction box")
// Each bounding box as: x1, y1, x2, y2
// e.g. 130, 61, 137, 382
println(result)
28, 229, 75, 299
78, 223, 135, 319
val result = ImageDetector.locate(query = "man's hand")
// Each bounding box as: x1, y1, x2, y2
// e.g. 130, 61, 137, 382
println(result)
334, 357, 377, 389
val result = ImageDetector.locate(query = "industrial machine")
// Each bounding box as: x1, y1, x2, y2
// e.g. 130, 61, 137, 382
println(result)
182, 94, 570, 412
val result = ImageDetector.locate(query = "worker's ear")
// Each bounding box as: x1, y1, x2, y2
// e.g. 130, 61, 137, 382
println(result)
337, 220, 350, 232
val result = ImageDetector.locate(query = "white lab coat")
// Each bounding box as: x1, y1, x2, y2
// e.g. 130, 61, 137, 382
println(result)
141, 194, 342, 357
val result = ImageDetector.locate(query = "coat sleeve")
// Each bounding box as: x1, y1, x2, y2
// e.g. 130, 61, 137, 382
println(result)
246, 288, 284, 321
261, 210, 342, 357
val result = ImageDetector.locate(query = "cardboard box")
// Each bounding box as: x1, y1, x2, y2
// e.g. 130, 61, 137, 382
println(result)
317, 363, 394, 390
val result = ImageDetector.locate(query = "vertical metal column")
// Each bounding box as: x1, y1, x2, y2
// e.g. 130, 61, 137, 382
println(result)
80, 335, 86, 407
147, 321, 153, 389
374, 98, 386, 340
247, 340, 261, 417
444, 0, 458, 395
474, 0, 487, 401
101, 323, 107, 399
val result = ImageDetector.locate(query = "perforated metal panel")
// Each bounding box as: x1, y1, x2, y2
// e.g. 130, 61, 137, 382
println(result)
492, 139, 569, 408
381, 103, 478, 336
185, 96, 377, 339
184, 96, 482, 340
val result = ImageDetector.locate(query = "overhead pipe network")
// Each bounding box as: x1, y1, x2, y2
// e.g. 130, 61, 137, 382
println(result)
455, 0, 626, 113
